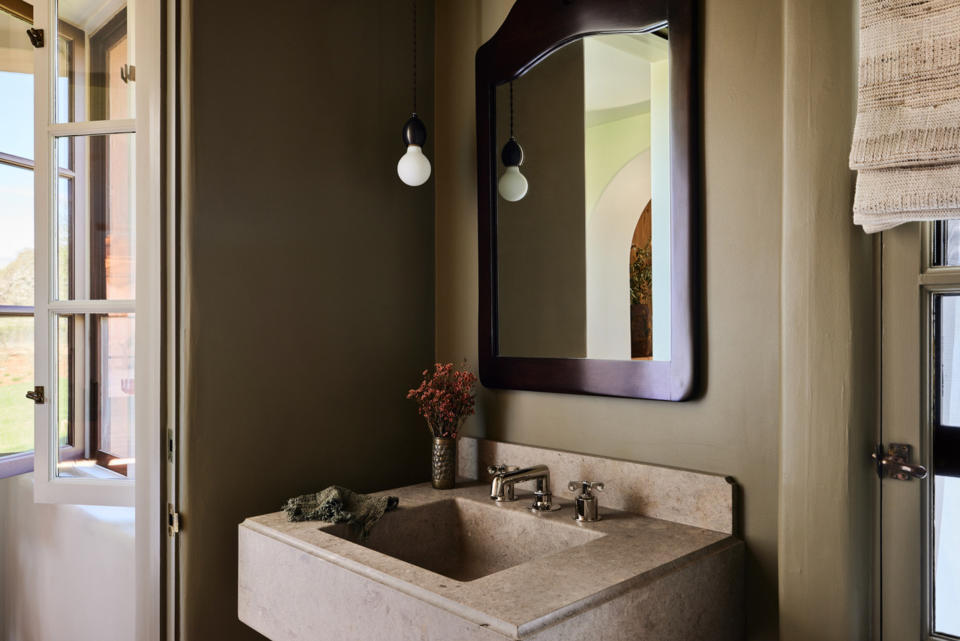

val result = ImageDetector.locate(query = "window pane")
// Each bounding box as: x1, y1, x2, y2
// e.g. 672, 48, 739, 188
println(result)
935, 294, 960, 637
106, 35, 129, 120
56, 33, 72, 124
0, 10, 35, 461
0, 9, 34, 160
0, 317, 33, 456
57, 316, 70, 447
57, 176, 73, 300
0, 163, 34, 306
56, 133, 135, 300
55, 313, 134, 479
57, 135, 73, 173
935, 220, 960, 267
56, 2, 132, 123
941, 296, 960, 427
935, 475, 960, 637
97, 314, 134, 459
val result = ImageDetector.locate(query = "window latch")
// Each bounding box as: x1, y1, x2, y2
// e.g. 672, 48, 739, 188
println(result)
168, 503, 182, 536
872, 443, 928, 480
25, 386, 45, 405
120, 64, 135, 83
26, 28, 43, 48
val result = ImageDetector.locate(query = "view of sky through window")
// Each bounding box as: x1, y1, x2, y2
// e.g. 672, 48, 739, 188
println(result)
0, 65, 34, 269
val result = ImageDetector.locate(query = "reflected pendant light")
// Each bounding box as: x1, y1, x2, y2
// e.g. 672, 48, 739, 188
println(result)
498, 81, 528, 202
397, 0, 431, 187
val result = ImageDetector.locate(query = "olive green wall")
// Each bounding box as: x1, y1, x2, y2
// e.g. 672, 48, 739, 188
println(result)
437, 2, 872, 641
178, 1, 869, 639
435, 1, 782, 638
181, 2, 435, 639
779, 1, 875, 640
496, 40, 586, 359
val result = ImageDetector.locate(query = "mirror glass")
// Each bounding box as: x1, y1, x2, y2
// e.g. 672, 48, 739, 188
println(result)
495, 30, 671, 361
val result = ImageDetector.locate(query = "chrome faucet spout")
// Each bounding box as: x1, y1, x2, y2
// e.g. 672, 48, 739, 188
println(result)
488, 464, 559, 512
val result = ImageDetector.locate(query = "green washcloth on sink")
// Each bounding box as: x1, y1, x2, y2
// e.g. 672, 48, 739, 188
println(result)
282, 485, 399, 540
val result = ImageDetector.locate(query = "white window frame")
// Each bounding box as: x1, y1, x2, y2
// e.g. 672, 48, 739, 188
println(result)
31, 0, 160, 512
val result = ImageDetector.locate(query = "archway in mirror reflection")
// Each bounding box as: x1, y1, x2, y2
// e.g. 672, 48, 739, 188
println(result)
495, 31, 671, 362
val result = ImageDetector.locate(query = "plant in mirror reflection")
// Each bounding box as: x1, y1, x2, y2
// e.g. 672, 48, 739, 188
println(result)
630, 244, 652, 306
407, 362, 477, 439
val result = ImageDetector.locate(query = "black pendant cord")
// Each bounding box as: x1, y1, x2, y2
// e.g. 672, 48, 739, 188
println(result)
412, 0, 417, 114
400, 0, 426, 148
509, 81, 519, 140
501, 81, 523, 168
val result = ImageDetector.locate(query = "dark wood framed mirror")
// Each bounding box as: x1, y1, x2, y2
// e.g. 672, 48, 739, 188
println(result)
476, 0, 697, 400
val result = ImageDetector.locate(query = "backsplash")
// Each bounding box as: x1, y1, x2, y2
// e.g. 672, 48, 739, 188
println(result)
458, 437, 736, 534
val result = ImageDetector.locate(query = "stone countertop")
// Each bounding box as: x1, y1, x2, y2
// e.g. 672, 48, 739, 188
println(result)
242, 481, 738, 639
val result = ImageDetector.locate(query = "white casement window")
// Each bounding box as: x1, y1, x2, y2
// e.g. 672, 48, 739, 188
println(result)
26, 0, 159, 507
0, 3, 40, 480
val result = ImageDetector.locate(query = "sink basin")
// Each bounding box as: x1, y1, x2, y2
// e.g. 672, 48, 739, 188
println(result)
320, 497, 604, 581
239, 476, 743, 641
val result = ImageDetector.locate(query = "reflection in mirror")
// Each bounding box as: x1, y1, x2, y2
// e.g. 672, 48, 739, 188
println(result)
495, 31, 670, 362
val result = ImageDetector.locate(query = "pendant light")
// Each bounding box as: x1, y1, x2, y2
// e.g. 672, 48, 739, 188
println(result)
397, 0, 431, 187
498, 81, 528, 202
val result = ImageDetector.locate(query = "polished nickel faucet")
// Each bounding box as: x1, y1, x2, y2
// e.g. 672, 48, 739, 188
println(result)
487, 464, 561, 512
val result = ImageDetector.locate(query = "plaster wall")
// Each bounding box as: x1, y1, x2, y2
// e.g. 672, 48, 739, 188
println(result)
181, 1, 436, 639
584, 112, 651, 220
171, 1, 869, 640
496, 40, 586, 359
435, 1, 784, 638
436, 1, 872, 640
0, 474, 135, 641
586, 151, 651, 359
778, 1, 874, 639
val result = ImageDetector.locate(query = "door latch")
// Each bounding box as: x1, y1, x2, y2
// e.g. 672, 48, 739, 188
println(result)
872, 443, 928, 480
26, 28, 43, 48
167, 503, 182, 536
25, 386, 45, 405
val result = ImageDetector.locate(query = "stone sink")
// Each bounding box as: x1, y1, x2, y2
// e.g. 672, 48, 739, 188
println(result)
321, 497, 605, 582
239, 477, 743, 640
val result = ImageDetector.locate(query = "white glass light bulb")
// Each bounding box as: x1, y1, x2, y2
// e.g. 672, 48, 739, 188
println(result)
397, 144, 431, 186
498, 165, 528, 202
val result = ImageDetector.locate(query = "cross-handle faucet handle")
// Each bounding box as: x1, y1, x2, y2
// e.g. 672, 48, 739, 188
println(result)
569, 481, 604, 522
568, 480, 605, 495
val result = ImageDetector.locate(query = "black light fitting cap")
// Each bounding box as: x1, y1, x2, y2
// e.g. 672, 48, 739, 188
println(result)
501, 137, 524, 167
401, 113, 427, 146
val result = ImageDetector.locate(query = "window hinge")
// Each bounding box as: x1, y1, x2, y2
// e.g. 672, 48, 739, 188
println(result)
25, 386, 45, 404
26, 28, 43, 48
167, 503, 182, 536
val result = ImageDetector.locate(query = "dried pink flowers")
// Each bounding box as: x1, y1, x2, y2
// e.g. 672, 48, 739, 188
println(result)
406, 362, 478, 439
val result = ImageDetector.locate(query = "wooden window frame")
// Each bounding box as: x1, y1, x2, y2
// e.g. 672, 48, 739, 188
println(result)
87, 8, 130, 476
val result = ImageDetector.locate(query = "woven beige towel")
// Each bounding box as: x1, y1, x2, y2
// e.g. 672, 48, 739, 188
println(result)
850, 0, 960, 232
